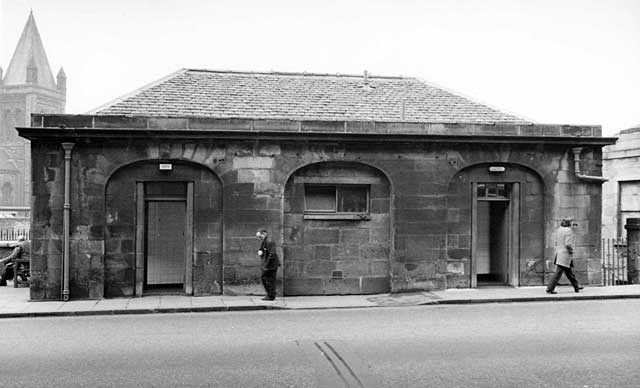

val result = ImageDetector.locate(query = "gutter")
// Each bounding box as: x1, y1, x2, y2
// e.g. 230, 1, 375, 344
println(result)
17, 127, 618, 147
572, 147, 608, 183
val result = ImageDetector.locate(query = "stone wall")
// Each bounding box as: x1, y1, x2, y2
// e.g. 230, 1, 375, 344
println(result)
548, 147, 604, 285
1, 87, 65, 207
603, 127, 640, 240
446, 162, 545, 287
283, 162, 391, 295
104, 161, 222, 298
26, 129, 608, 299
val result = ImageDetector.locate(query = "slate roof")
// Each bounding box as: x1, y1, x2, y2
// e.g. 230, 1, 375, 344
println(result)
92, 69, 530, 124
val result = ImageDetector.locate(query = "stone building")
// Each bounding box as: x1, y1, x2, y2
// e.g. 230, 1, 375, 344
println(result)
18, 69, 615, 300
1, 11, 66, 207
602, 124, 640, 239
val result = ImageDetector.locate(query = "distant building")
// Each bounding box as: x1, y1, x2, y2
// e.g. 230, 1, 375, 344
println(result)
602, 124, 640, 239
0, 11, 66, 207
19, 69, 614, 300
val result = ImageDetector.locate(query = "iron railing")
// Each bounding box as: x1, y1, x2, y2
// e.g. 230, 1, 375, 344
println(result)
601, 238, 628, 285
0, 228, 30, 241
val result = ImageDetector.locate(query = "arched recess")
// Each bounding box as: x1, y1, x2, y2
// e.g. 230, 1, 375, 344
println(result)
104, 159, 222, 297
446, 162, 545, 288
283, 161, 391, 295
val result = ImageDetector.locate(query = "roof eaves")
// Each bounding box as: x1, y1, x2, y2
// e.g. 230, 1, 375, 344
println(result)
85, 68, 190, 114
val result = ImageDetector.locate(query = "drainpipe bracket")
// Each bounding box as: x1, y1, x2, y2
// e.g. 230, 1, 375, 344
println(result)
575, 174, 608, 183
572, 147, 607, 183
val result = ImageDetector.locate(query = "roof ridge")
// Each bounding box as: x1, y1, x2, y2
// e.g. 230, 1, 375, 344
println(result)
85, 69, 189, 114
184, 68, 409, 80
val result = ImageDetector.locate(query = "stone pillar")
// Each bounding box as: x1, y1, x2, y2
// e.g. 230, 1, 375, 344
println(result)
625, 218, 640, 284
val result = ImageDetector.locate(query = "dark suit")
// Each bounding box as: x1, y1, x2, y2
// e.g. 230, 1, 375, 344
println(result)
259, 237, 280, 299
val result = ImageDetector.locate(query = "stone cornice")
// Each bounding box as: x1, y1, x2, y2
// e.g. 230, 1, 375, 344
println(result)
19, 114, 616, 146
1, 84, 65, 99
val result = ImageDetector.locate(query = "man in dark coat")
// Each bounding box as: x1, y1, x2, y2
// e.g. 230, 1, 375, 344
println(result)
0, 235, 30, 286
256, 229, 280, 300
546, 219, 583, 294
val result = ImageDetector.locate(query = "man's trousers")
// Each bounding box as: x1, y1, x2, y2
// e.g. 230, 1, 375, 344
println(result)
261, 269, 277, 299
547, 265, 580, 292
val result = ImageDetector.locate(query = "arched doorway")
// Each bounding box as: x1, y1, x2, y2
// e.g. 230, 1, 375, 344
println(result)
104, 160, 223, 297
448, 163, 545, 287
283, 161, 391, 295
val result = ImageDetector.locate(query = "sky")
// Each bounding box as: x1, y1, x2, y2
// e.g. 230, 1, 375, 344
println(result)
1, 0, 639, 136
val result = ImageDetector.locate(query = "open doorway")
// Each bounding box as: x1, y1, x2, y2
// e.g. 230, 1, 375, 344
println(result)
476, 201, 509, 285
472, 182, 520, 287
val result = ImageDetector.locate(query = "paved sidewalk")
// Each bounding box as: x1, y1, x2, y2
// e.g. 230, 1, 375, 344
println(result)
1, 282, 639, 318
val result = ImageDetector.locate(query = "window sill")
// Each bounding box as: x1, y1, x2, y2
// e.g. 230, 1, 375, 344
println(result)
304, 213, 371, 221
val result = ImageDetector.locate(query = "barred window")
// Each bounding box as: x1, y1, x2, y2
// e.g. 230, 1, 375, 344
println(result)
477, 183, 508, 199
305, 185, 369, 213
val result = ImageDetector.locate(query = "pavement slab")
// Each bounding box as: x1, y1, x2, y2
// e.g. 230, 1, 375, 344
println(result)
158, 295, 192, 309
56, 300, 99, 312
1, 284, 639, 318
90, 298, 130, 311
221, 296, 258, 309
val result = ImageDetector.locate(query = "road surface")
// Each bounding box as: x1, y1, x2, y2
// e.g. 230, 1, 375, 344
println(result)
2, 299, 639, 387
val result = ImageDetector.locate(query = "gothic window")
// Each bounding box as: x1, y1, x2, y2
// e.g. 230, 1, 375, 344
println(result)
2, 110, 13, 140
1, 182, 13, 205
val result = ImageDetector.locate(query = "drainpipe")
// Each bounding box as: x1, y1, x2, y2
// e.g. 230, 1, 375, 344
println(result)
61, 142, 74, 301
571, 147, 607, 183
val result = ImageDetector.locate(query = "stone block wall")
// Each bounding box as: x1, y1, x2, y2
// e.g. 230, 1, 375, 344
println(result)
283, 162, 391, 295
547, 147, 605, 285
26, 122, 608, 299
602, 128, 640, 239
104, 161, 222, 298
446, 160, 545, 287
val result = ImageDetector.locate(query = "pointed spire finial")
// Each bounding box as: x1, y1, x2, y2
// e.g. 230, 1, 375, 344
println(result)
57, 67, 67, 93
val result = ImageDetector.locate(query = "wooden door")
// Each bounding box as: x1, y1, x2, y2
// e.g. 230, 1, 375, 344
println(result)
146, 201, 186, 285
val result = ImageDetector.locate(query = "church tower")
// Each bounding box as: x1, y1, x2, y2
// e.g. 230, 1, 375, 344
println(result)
0, 11, 66, 206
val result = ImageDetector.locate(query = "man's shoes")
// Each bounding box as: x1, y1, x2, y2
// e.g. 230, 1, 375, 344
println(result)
261, 296, 275, 301
546, 290, 557, 294
575, 286, 584, 293
0, 281, 6, 287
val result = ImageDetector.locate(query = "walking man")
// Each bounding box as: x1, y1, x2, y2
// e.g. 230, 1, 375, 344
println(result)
546, 219, 583, 294
256, 229, 280, 300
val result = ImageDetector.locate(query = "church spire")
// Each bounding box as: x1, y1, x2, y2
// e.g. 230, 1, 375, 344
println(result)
3, 11, 57, 89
